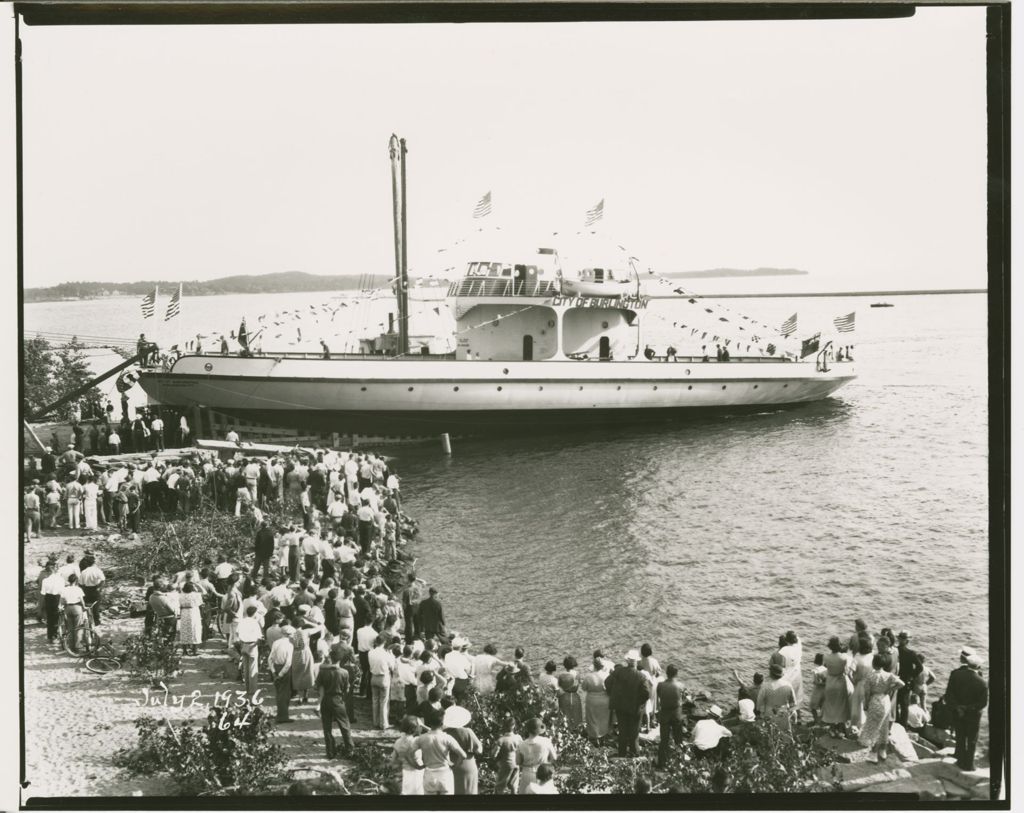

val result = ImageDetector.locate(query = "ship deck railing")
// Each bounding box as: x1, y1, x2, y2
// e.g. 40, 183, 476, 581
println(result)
448, 279, 559, 298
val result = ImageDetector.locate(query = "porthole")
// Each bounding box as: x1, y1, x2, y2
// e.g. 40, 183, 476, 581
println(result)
453, 386, 459, 392
653, 385, 658, 391
538, 385, 543, 391
408, 386, 414, 392
753, 384, 758, 389
685, 368, 690, 376
784, 383, 788, 388
360, 386, 367, 392
722, 385, 727, 390
688, 385, 693, 390
579, 385, 584, 391
204, 362, 213, 372
616, 385, 622, 391
601, 321, 609, 329
547, 320, 555, 328
497, 386, 503, 392
503, 368, 509, 375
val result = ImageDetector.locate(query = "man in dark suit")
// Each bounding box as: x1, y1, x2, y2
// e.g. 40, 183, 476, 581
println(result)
895, 631, 924, 726
415, 587, 446, 641
656, 664, 687, 768
945, 650, 988, 771
605, 650, 648, 758
315, 647, 353, 759
252, 520, 276, 579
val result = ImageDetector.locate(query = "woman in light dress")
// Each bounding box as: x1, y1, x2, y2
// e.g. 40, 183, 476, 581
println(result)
777, 630, 804, 713
516, 718, 558, 794
391, 715, 425, 795
82, 476, 99, 530
290, 627, 316, 704
471, 643, 507, 696
858, 654, 905, 762
538, 661, 559, 697
638, 644, 663, 731
556, 657, 584, 732
177, 582, 203, 655
580, 655, 612, 743
756, 663, 796, 734
821, 636, 852, 736
849, 636, 875, 732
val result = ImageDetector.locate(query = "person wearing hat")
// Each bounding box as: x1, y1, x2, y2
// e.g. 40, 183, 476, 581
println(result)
23, 486, 41, 540
40, 560, 65, 643
415, 587, 446, 642
944, 649, 988, 771
895, 631, 924, 727
756, 662, 797, 734
268, 619, 296, 722
443, 704, 482, 794
692, 705, 732, 757
444, 638, 474, 703
604, 650, 648, 758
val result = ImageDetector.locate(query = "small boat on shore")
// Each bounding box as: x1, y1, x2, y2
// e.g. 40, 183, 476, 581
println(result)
870, 302, 894, 308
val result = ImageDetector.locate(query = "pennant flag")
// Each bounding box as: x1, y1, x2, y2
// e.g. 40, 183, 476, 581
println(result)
833, 312, 856, 333
780, 313, 797, 337
164, 284, 181, 321
584, 199, 605, 227
688, 298, 697, 304
673, 288, 684, 294
141, 286, 157, 318
473, 191, 492, 219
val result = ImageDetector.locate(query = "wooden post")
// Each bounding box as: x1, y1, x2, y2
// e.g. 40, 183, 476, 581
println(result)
441, 433, 452, 455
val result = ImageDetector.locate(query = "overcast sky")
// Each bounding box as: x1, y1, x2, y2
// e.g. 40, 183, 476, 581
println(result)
12, 8, 987, 291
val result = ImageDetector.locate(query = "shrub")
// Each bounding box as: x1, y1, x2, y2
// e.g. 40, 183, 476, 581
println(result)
658, 719, 843, 793
113, 701, 285, 795
122, 632, 182, 684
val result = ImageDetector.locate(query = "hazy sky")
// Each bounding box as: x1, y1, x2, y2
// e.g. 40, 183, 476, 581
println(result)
12, 8, 987, 290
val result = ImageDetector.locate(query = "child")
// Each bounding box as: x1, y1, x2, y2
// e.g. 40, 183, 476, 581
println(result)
809, 653, 827, 724
524, 763, 558, 795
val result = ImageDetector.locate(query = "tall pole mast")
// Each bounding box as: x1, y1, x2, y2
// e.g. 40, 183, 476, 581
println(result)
388, 134, 410, 356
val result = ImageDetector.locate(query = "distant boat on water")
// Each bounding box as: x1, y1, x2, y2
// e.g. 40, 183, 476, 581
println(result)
870, 302, 894, 308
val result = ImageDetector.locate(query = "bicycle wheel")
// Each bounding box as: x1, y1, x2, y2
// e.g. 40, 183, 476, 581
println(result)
86, 657, 120, 674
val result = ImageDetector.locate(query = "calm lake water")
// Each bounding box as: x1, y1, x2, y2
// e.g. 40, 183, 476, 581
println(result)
25, 291, 990, 739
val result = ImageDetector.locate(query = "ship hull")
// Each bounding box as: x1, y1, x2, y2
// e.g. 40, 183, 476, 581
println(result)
139, 355, 856, 436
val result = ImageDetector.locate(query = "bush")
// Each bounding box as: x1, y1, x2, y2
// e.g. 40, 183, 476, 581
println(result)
95, 508, 261, 582
658, 719, 842, 793
122, 633, 182, 684
113, 701, 285, 795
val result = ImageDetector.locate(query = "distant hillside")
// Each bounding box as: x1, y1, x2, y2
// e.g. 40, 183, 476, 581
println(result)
663, 268, 810, 279
24, 271, 392, 302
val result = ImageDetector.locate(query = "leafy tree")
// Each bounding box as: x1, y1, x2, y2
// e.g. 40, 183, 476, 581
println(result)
53, 338, 105, 419
23, 336, 58, 416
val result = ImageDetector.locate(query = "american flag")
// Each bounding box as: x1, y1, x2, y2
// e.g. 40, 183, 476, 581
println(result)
584, 199, 604, 227
472, 191, 492, 219
164, 284, 182, 321
833, 311, 856, 333
779, 312, 797, 337
140, 286, 157, 318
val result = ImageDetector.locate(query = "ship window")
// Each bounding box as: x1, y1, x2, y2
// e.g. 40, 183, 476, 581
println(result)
753, 384, 758, 389
487, 266, 501, 277
580, 269, 594, 281
594, 268, 605, 282
501, 265, 512, 277
408, 386, 415, 391
454, 386, 459, 391
497, 386, 503, 391
360, 386, 367, 392
688, 385, 693, 390
722, 385, 727, 390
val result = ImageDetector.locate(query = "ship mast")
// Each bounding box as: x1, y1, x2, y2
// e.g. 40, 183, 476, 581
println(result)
388, 134, 410, 356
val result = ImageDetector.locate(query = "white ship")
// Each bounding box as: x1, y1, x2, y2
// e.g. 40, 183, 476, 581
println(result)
137, 136, 856, 435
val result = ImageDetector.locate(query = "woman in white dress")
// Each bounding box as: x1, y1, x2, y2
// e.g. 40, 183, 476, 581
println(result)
177, 582, 203, 655
82, 476, 99, 530
777, 630, 805, 711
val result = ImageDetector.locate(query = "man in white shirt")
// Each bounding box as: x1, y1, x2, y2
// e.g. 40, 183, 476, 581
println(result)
367, 635, 396, 729
268, 627, 295, 723
150, 415, 164, 451
236, 605, 263, 699
692, 705, 733, 757
444, 638, 476, 702
356, 621, 378, 699
226, 428, 240, 444
301, 532, 321, 577
268, 579, 295, 608
79, 556, 106, 626
393, 645, 420, 713
41, 567, 66, 642
57, 554, 80, 582
327, 499, 348, 533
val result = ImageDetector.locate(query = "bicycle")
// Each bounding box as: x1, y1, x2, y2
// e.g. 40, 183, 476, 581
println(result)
59, 603, 122, 674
